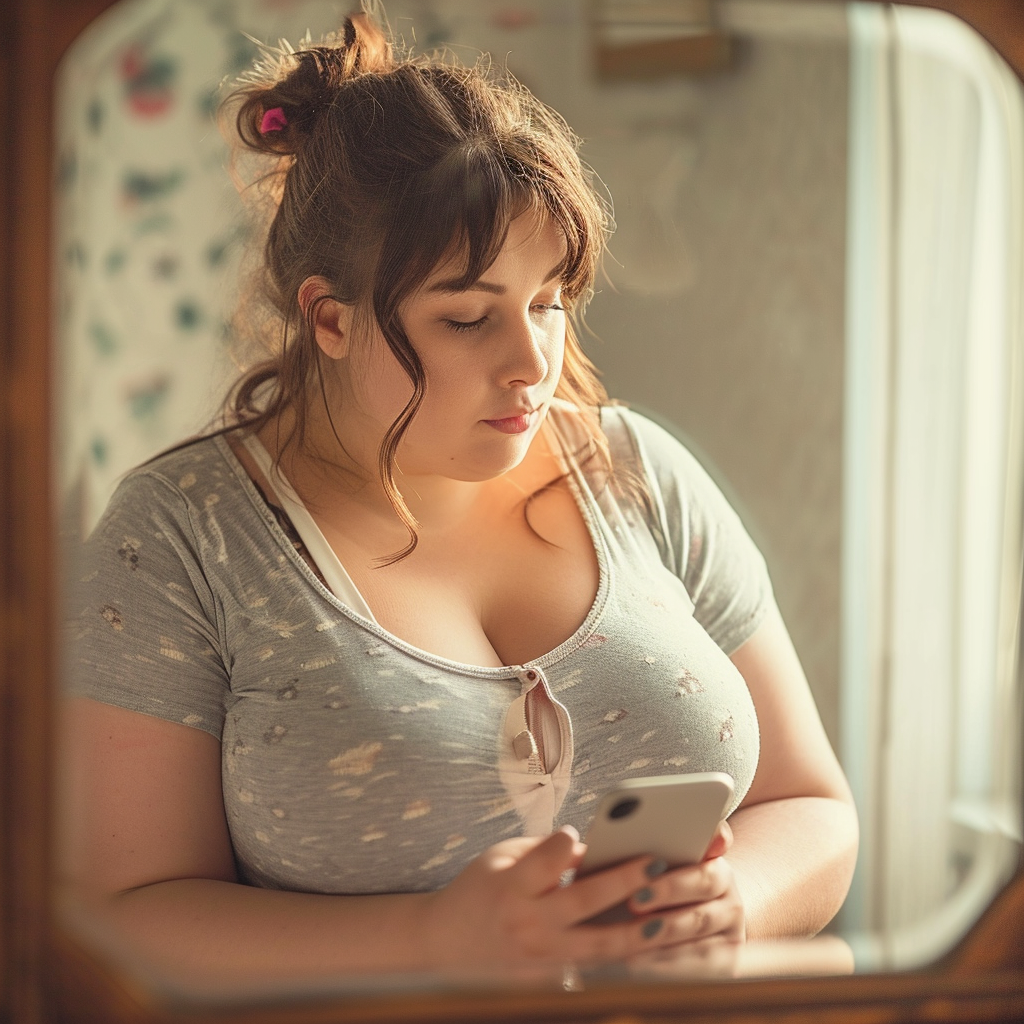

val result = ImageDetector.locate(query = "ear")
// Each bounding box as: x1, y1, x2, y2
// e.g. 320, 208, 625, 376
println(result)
298, 276, 354, 360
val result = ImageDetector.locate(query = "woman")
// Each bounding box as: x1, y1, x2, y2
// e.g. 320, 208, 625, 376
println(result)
63, 9, 858, 981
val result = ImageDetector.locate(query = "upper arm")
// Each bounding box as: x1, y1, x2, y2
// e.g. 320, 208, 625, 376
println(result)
730, 604, 855, 811
61, 470, 238, 896
58, 697, 237, 898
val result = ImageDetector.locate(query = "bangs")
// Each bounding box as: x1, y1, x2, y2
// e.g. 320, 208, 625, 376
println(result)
370, 138, 599, 325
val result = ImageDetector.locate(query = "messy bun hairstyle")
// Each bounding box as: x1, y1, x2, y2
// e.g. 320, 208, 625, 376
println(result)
225, 9, 613, 563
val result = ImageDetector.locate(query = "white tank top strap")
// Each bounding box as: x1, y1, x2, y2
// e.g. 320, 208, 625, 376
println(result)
240, 433, 379, 624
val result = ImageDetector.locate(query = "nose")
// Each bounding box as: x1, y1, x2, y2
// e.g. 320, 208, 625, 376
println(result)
500, 314, 549, 389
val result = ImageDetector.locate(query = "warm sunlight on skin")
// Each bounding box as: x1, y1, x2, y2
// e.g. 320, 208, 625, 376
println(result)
288, 213, 569, 512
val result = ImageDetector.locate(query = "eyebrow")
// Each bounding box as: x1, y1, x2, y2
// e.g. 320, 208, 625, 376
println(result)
426, 265, 563, 295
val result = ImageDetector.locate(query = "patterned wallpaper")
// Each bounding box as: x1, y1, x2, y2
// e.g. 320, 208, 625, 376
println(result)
55, 0, 346, 533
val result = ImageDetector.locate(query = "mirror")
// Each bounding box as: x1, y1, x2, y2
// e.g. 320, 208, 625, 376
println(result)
2, 0, 1023, 1021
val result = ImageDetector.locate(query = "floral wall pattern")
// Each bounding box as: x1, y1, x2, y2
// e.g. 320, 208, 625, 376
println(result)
55, 0, 347, 533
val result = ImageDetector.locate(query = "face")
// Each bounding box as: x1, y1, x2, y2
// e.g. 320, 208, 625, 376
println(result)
331, 211, 568, 484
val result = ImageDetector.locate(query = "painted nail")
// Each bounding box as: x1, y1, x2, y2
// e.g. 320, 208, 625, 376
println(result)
642, 918, 664, 939
645, 859, 668, 879
634, 887, 654, 904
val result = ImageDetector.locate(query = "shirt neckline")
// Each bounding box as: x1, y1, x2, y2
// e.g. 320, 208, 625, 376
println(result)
212, 411, 612, 679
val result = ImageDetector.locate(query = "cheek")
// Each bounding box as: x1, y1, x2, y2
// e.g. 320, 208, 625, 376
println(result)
346, 342, 417, 417
547, 325, 567, 379
416, 349, 487, 402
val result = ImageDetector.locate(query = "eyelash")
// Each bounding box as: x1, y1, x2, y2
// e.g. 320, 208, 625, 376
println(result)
443, 304, 565, 335
444, 316, 488, 334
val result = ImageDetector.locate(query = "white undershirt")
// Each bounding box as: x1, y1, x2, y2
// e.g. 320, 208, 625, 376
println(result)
241, 433, 379, 623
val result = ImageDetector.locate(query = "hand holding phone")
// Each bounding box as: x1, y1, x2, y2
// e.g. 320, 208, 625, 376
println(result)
576, 772, 735, 924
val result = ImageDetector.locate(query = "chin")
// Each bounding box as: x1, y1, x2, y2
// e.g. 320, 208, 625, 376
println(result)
451, 443, 534, 483
453, 456, 528, 483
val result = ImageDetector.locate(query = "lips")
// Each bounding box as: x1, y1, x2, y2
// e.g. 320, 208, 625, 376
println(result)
483, 409, 536, 435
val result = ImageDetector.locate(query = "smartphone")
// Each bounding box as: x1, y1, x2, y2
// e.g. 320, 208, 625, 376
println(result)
575, 772, 735, 924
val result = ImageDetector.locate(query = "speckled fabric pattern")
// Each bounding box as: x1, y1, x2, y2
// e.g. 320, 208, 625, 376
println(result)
67, 406, 771, 895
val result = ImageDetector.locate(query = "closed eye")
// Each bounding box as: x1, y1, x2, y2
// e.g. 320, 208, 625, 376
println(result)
442, 303, 563, 334
443, 315, 489, 334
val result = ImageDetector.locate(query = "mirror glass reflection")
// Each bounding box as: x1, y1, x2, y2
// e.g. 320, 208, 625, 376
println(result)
54, 0, 1023, 1001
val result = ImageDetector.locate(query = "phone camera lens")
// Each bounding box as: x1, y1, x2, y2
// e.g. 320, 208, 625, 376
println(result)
608, 797, 639, 820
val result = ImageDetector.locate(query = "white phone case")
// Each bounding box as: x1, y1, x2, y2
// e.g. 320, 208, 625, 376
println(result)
576, 772, 734, 924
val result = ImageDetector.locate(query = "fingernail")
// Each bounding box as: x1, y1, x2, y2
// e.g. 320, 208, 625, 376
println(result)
634, 886, 654, 904
641, 918, 663, 939
645, 859, 668, 879
558, 824, 581, 842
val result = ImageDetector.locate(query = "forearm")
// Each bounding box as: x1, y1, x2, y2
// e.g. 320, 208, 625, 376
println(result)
80, 878, 435, 984
727, 796, 859, 940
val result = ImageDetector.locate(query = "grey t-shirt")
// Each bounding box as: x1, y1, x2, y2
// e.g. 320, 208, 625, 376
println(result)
68, 406, 772, 895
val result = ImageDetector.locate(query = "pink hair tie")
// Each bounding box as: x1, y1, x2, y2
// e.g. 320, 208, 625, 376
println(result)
260, 106, 288, 133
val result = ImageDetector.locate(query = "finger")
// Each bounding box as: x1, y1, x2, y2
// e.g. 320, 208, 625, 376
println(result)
655, 895, 745, 944
555, 854, 666, 927
561, 902, 685, 965
703, 820, 733, 861
628, 857, 732, 915
501, 826, 584, 895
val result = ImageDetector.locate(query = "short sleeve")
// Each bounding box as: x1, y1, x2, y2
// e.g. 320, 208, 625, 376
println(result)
65, 470, 230, 738
605, 406, 774, 655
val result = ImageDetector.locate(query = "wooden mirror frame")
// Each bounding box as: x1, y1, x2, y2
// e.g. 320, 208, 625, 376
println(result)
2, 1, 1022, 1020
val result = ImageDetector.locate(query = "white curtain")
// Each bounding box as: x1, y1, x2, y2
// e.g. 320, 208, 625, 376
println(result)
841, 2, 1024, 968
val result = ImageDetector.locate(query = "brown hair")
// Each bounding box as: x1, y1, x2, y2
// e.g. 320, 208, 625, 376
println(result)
224, 9, 615, 563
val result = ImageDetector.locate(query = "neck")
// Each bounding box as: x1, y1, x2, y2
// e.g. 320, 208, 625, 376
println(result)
258, 402, 565, 536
